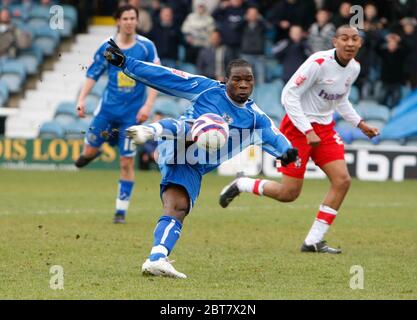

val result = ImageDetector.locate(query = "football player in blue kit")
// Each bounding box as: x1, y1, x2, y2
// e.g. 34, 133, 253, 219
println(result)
75, 5, 160, 224
104, 39, 299, 278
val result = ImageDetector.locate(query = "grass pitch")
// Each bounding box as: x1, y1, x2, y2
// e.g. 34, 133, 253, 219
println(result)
0, 169, 416, 300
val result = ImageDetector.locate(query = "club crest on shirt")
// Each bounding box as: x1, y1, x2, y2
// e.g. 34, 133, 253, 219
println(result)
345, 77, 352, 88
295, 74, 307, 86
222, 113, 233, 125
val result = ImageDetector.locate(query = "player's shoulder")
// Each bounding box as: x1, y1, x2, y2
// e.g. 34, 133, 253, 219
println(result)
307, 49, 335, 66
349, 58, 361, 73
248, 101, 266, 116
135, 34, 157, 48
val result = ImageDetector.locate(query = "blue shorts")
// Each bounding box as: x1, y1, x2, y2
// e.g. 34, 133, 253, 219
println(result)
159, 163, 203, 213
85, 114, 137, 157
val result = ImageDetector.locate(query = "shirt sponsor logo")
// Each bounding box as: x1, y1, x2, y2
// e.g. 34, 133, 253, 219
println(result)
172, 69, 189, 79
318, 89, 345, 101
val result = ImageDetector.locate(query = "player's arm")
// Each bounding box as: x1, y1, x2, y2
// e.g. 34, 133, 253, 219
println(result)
104, 39, 218, 101
336, 91, 380, 138
137, 41, 160, 123
336, 65, 379, 139
76, 78, 96, 118
77, 43, 108, 118
254, 111, 298, 167
281, 59, 322, 146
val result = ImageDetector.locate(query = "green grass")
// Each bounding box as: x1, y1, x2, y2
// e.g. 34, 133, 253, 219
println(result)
0, 169, 416, 299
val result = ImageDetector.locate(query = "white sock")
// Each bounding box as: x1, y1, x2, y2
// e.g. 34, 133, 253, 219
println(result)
304, 205, 338, 245
236, 178, 269, 195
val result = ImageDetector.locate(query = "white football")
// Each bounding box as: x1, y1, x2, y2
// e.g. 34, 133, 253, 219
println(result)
191, 113, 229, 153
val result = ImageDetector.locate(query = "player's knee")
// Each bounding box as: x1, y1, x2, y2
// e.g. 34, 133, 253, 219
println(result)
277, 187, 301, 202
334, 174, 351, 191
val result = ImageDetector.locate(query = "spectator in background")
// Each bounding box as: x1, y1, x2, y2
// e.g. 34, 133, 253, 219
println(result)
273, 25, 311, 83
400, 17, 417, 89
155, 0, 192, 28
149, 6, 181, 68
0, 8, 31, 59
192, 0, 220, 15
308, 9, 335, 53
240, 6, 268, 84
212, 0, 247, 59
196, 29, 233, 81
355, 2, 384, 98
181, 0, 215, 64
119, 0, 153, 35
268, 0, 315, 41
0, 8, 14, 59
332, 1, 351, 28
377, 33, 409, 108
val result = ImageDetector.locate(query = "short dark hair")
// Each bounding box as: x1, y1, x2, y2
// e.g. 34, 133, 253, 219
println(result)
114, 4, 138, 20
335, 24, 360, 36
225, 59, 252, 78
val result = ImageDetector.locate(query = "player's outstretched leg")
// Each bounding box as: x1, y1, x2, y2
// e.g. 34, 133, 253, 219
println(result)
142, 215, 187, 279
142, 186, 189, 279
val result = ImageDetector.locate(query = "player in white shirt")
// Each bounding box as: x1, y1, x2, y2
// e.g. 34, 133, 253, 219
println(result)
220, 25, 380, 253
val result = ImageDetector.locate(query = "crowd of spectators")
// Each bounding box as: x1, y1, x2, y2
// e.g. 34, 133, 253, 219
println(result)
2, 0, 417, 108
115, 0, 417, 109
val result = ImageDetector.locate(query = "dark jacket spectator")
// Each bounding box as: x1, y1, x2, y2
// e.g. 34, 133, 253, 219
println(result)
153, 0, 192, 28
267, 0, 315, 41
240, 7, 268, 56
400, 17, 417, 89
240, 6, 268, 84
196, 30, 233, 82
332, 1, 352, 28
273, 25, 312, 82
212, 0, 247, 58
149, 6, 181, 67
377, 33, 409, 108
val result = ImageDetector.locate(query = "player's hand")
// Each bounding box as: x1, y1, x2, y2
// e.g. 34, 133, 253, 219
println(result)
76, 100, 86, 118
104, 39, 126, 68
358, 121, 380, 138
306, 130, 321, 147
278, 148, 299, 167
136, 103, 152, 123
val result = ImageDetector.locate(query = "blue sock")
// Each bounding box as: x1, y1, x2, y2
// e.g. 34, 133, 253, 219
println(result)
149, 215, 182, 261
115, 180, 134, 216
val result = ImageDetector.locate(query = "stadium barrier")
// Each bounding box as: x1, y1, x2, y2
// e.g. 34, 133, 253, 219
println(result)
218, 145, 417, 182
1, 138, 416, 180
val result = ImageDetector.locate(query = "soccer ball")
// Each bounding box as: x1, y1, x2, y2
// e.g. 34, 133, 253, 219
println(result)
191, 113, 229, 153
